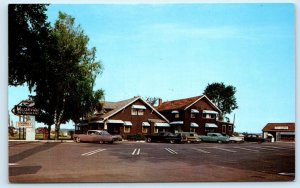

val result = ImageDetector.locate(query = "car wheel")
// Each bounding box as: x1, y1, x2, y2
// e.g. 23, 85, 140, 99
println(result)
170, 140, 175, 144
75, 137, 80, 143
99, 140, 104, 144
108, 141, 114, 144
147, 138, 151, 143
198, 138, 202, 142
218, 140, 222, 144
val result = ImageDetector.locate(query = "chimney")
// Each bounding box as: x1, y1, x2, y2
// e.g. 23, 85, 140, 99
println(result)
158, 98, 162, 106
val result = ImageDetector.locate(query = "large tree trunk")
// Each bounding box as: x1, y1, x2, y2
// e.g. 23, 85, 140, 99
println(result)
47, 124, 51, 139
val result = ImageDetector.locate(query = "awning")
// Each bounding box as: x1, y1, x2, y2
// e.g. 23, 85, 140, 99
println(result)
107, 119, 124, 124
190, 122, 199, 127
203, 110, 218, 114
171, 110, 179, 114
123, 121, 133, 126
205, 123, 218, 128
132, 105, 146, 109
170, 121, 184, 125
154, 123, 170, 127
279, 132, 295, 136
142, 122, 150, 127
191, 109, 199, 113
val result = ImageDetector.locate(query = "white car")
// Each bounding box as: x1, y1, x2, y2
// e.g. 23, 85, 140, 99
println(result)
229, 135, 244, 143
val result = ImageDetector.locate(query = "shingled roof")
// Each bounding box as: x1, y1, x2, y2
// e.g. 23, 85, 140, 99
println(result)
262, 123, 295, 132
92, 96, 169, 122
156, 95, 221, 112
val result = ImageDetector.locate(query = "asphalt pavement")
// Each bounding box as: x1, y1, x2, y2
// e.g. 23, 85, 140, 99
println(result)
9, 141, 295, 182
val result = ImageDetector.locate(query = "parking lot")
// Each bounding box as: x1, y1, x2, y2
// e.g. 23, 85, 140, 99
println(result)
9, 141, 295, 182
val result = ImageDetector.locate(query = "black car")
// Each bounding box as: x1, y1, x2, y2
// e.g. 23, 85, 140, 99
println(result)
145, 132, 185, 144
244, 134, 265, 143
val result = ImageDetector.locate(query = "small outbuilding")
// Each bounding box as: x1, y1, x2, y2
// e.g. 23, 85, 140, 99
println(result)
262, 123, 295, 142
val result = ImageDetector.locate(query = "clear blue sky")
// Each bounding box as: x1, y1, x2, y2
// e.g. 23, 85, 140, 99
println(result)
8, 3, 295, 133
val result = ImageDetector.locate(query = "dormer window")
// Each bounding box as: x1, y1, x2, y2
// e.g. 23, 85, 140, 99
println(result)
131, 105, 146, 116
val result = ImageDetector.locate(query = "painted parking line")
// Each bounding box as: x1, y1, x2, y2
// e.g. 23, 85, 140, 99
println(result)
212, 147, 237, 153
9, 163, 18, 166
132, 148, 141, 155
165, 148, 178, 155
192, 148, 210, 154
233, 147, 259, 152
247, 146, 277, 151
81, 149, 106, 156
262, 146, 295, 150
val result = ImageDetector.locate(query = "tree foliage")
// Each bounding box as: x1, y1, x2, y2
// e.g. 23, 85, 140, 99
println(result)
9, 4, 51, 91
203, 82, 238, 121
9, 6, 104, 140
32, 12, 104, 139
145, 97, 159, 106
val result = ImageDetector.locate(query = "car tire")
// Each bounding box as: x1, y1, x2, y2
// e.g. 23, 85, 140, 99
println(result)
198, 138, 202, 142
147, 138, 151, 143
75, 137, 80, 143
170, 140, 175, 144
99, 140, 104, 144
218, 140, 222, 144
108, 141, 114, 144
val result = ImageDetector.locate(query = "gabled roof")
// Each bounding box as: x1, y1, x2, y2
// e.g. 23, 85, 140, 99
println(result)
96, 96, 169, 122
156, 95, 221, 112
262, 123, 295, 132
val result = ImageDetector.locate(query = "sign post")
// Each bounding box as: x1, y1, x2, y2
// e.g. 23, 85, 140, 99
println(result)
11, 100, 40, 141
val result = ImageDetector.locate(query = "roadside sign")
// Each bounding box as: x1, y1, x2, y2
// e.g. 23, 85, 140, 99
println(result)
11, 99, 40, 116
16, 122, 33, 128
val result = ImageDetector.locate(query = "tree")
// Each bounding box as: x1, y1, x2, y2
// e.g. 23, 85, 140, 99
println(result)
9, 4, 51, 91
32, 12, 104, 139
145, 97, 159, 106
203, 82, 238, 121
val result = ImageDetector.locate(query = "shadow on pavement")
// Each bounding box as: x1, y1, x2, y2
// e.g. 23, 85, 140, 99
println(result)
9, 165, 42, 177
9, 143, 60, 163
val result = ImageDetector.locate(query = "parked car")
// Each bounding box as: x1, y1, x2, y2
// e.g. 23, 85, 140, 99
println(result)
244, 134, 265, 143
111, 134, 123, 142
199, 133, 230, 143
74, 130, 116, 144
228, 135, 244, 143
145, 132, 185, 144
177, 132, 201, 143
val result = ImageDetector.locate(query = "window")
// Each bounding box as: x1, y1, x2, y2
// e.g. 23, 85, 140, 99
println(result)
138, 109, 144, 115
228, 125, 232, 132
202, 113, 216, 119
124, 126, 131, 133
191, 113, 196, 118
132, 108, 144, 116
175, 113, 179, 118
222, 125, 226, 134
131, 109, 137, 115
142, 127, 148, 133
190, 128, 195, 132
154, 128, 158, 133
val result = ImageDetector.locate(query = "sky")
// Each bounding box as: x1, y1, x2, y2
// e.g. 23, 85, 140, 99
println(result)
8, 3, 295, 133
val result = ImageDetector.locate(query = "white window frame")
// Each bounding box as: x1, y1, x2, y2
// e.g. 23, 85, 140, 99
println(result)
228, 125, 233, 131
137, 109, 144, 116
124, 126, 131, 133
131, 109, 137, 115
142, 126, 148, 133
